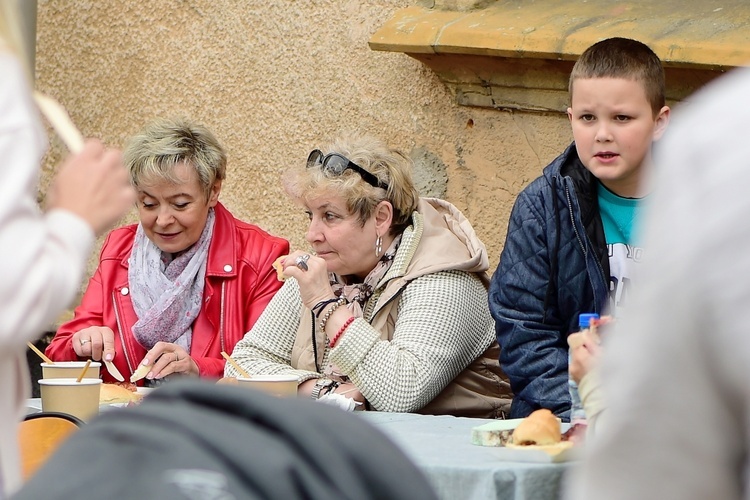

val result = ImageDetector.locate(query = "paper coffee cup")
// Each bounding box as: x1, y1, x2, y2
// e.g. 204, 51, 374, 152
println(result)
39, 378, 102, 422
237, 375, 298, 398
41, 361, 101, 380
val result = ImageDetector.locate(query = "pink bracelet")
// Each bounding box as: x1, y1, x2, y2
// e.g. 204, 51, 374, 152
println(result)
330, 316, 355, 348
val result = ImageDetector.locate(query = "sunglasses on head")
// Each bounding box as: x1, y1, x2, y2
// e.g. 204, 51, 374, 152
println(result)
306, 149, 389, 190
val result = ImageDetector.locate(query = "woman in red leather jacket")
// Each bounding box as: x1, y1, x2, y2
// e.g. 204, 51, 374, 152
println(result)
46, 117, 289, 385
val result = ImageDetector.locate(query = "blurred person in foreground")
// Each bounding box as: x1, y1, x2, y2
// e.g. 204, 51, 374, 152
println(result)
0, 2, 134, 496
567, 66, 750, 499
567, 316, 609, 436
46, 118, 289, 385
226, 135, 511, 417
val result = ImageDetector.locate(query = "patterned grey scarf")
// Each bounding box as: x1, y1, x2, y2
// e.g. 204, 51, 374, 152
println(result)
128, 209, 215, 351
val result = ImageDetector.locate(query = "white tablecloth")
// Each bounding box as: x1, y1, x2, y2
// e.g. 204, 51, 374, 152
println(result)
25, 398, 573, 500
359, 412, 573, 500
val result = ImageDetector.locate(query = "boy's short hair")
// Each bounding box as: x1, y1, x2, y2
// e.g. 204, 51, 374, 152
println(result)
569, 37, 666, 116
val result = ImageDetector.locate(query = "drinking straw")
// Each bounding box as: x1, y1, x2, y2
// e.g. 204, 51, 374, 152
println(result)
221, 351, 250, 378
76, 359, 92, 383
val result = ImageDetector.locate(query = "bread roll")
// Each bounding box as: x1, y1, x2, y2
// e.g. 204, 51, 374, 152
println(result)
272, 256, 288, 281
100, 383, 143, 404
511, 409, 561, 446
130, 363, 150, 383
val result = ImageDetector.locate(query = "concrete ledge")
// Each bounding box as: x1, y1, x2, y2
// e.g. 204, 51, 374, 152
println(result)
370, 1, 750, 112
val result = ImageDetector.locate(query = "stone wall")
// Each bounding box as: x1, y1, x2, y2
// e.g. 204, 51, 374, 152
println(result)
37, 0, 740, 308
35, 0, 573, 295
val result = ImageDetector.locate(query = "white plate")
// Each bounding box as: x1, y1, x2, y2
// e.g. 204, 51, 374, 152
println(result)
484, 443, 581, 463
471, 418, 580, 463
100, 402, 127, 409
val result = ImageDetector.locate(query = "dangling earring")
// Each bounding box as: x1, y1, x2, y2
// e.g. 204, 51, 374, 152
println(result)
375, 235, 383, 257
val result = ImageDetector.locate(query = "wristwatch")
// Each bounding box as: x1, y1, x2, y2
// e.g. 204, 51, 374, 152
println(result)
311, 378, 335, 400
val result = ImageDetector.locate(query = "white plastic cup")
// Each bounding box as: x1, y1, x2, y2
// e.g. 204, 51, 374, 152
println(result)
38, 378, 103, 422
237, 375, 299, 398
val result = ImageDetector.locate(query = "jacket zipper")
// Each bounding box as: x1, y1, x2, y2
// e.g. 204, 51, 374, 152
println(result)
368, 215, 421, 320
565, 182, 587, 258
565, 180, 606, 308
219, 281, 226, 353
112, 290, 135, 375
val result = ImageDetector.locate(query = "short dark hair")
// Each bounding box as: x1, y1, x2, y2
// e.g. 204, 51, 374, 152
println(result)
569, 37, 666, 116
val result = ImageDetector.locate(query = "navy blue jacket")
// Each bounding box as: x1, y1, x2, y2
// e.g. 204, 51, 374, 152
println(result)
489, 143, 610, 421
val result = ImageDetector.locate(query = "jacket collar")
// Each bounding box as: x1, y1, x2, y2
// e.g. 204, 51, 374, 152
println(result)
376, 197, 490, 295
550, 142, 609, 281
205, 202, 237, 278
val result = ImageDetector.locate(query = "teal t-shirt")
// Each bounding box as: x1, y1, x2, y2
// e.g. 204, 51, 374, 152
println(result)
597, 182, 644, 317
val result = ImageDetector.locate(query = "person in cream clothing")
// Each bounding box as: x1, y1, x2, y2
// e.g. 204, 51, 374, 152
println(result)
0, 3, 134, 496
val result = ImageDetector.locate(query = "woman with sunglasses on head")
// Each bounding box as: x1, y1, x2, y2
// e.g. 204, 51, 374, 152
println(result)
226, 135, 511, 417
46, 117, 289, 386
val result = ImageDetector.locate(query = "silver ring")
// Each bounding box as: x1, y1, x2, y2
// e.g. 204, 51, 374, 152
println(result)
174, 352, 180, 362
295, 254, 310, 271
80, 338, 91, 346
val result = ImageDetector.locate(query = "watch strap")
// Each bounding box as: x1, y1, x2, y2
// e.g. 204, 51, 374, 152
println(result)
311, 378, 333, 400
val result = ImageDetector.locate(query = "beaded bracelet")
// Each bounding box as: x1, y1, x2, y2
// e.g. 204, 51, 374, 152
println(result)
312, 297, 340, 317
330, 316, 355, 348
319, 297, 346, 332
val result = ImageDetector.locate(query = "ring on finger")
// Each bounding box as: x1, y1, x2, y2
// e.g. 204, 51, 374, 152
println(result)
80, 338, 91, 346
295, 254, 310, 271
175, 352, 180, 362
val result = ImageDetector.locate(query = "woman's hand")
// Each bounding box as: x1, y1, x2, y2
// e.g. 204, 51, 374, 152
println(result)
569, 330, 602, 384
137, 341, 199, 380
280, 251, 336, 309
73, 326, 116, 361
332, 382, 366, 410
298, 379, 366, 410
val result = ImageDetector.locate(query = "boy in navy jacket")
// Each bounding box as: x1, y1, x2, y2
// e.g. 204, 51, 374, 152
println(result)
489, 38, 670, 420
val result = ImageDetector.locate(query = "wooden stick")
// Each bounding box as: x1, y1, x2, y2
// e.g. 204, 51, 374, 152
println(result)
27, 342, 54, 364
32, 91, 84, 154
76, 359, 92, 383
221, 351, 250, 378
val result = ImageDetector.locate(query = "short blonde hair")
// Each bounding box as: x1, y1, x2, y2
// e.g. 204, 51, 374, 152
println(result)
124, 117, 226, 201
284, 135, 419, 236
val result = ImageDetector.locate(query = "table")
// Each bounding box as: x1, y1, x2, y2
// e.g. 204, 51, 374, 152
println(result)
359, 412, 573, 500
25, 399, 42, 415
25, 399, 572, 499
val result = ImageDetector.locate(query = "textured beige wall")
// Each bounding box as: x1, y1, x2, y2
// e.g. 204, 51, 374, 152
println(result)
35, 0, 572, 294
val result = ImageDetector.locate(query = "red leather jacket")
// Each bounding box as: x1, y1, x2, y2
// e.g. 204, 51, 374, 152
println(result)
46, 202, 289, 383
